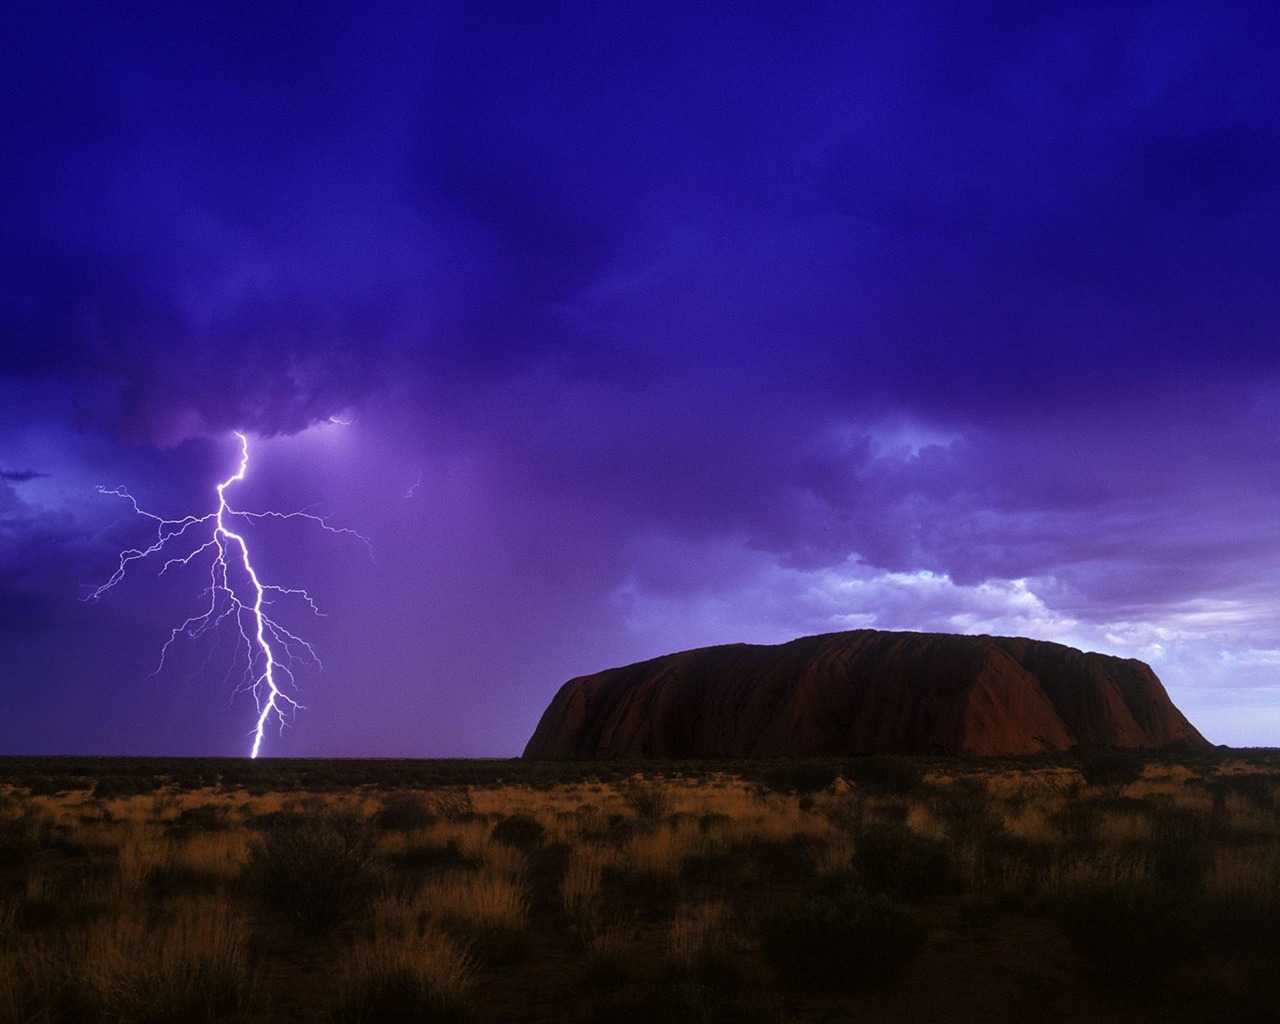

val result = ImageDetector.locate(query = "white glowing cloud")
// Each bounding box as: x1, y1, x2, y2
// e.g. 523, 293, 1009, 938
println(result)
612, 534, 1280, 746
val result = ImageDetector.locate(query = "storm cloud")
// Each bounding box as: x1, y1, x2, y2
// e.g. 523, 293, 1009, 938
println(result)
2, 2, 1279, 753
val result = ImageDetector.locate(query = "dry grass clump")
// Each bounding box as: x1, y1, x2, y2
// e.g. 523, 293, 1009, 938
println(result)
561, 843, 609, 925
418, 869, 530, 966
330, 927, 474, 1024
1, 904, 259, 1024
666, 900, 735, 980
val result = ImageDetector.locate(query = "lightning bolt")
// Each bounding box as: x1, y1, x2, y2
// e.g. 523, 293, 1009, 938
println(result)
88, 432, 367, 758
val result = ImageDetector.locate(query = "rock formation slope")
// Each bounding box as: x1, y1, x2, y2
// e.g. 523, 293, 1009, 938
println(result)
522, 630, 1208, 758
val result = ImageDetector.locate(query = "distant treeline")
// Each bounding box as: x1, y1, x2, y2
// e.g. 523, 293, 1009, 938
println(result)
0, 745, 1272, 796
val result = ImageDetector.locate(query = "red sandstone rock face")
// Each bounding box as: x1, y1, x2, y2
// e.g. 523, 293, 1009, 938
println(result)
522, 630, 1209, 758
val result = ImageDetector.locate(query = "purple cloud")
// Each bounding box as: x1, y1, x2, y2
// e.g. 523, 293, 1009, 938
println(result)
3, 2, 1280, 753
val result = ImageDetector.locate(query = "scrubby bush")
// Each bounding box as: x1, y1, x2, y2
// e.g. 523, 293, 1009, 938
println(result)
0, 814, 44, 871
620, 781, 673, 824
1050, 803, 1100, 847
600, 865, 680, 923
167, 803, 230, 835
577, 980, 777, 1024
841, 756, 923, 795
93, 774, 162, 799
387, 838, 477, 873
1051, 885, 1203, 985
329, 967, 472, 1024
853, 825, 958, 901
1, 911, 258, 1024
1078, 751, 1144, 790
373, 792, 436, 832
761, 890, 924, 990
21, 776, 62, 797
761, 762, 839, 796
740, 836, 823, 886
1211, 773, 1279, 809
241, 811, 378, 933
666, 902, 736, 984
490, 813, 546, 851
430, 790, 476, 823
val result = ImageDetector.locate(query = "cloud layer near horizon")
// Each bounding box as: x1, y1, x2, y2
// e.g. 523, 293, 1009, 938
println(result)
3, 2, 1279, 753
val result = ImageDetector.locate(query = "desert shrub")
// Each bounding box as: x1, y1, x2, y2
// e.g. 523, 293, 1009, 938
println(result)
93, 774, 162, 799
374, 792, 436, 832
761, 890, 924, 990
973, 834, 1056, 898
169, 766, 218, 790
600, 865, 680, 922
11, 891, 108, 932
167, 803, 230, 835
523, 842, 572, 930
1078, 751, 1144, 790
1152, 805, 1213, 844
929, 776, 990, 825
666, 902, 737, 985
490, 813, 546, 851
1211, 773, 1279, 809
0, 945, 102, 1023
1050, 803, 1100, 846
388, 839, 478, 874
931, 781, 1004, 846
820, 793, 868, 836
841, 756, 923, 795
423, 873, 530, 969
0, 815, 44, 871
2, 911, 258, 1024
241, 811, 378, 933
1149, 838, 1202, 895
577, 980, 780, 1024
20, 776, 61, 797
607, 814, 638, 842
244, 809, 308, 831
1088, 793, 1153, 815
107, 924, 258, 1024
329, 967, 472, 1024
681, 849, 747, 886
867, 800, 912, 825
853, 825, 958, 901
430, 790, 476, 823
1051, 885, 1204, 986
441, 917, 531, 969
621, 782, 673, 824
740, 836, 823, 886
327, 926, 473, 1024
761, 762, 839, 795
1055, 887, 1280, 987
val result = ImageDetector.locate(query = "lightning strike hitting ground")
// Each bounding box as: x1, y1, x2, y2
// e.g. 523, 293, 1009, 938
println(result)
88, 432, 367, 757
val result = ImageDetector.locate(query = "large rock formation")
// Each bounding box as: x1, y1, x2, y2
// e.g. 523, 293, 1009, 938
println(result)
523, 630, 1208, 758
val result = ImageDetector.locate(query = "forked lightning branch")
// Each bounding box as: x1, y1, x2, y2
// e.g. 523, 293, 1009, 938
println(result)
88, 433, 366, 757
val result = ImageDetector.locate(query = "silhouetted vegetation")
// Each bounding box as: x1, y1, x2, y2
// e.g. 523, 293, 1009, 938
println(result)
760, 762, 839, 795
241, 811, 377, 933
1078, 750, 1145, 789
841, 755, 924, 794
762, 890, 924, 989
489, 813, 546, 850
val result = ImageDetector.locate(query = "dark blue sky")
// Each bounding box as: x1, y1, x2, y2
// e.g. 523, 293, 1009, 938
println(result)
3, 1, 1279, 755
